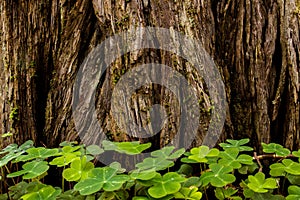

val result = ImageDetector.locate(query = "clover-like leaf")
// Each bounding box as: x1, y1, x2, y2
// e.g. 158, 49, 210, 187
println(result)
187, 146, 219, 163
270, 163, 286, 176
215, 187, 242, 200
86, 145, 104, 156
244, 189, 284, 200
174, 187, 202, 200
63, 156, 94, 181
0, 141, 34, 167
135, 157, 174, 171
287, 174, 300, 185
151, 146, 185, 160
262, 143, 290, 156
7, 161, 49, 179
15, 147, 59, 162
0, 151, 24, 167
74, 167, 129, 195
247, 172, 278, 193
59, 141, 79, 147
270, 159, 300, 176
135, 146, 184, 172
102, 140, 151, 155
21, 185, 61, 200
238, 163, 258, 174
200, 163, 235, 187
286, 185, 300, 200
0, 143, 18, 155
182, 177, 201, 188
132, 197, 149, 200
177, 164, 193, 176
218, 148, 253, 169
130, 169, 160, 181
148, 172, 185, 198
292, 150, 300, 162
117, 141, 151, 155
219, 138, 253, 151
109, 161, 126, 173
49, 146, 82, 167
18, 140, 35, 151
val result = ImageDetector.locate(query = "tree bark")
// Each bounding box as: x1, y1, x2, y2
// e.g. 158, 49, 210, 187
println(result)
0, 0, 299, 153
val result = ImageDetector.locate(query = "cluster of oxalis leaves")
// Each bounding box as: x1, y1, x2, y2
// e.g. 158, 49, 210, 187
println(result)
0, 139, 300, 200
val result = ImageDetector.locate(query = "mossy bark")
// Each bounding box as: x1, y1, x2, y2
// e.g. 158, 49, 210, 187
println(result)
0, 0, 299, 152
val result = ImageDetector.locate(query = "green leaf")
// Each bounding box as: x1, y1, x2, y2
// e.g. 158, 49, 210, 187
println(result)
148, 172, 185, 198
151, 146, 185, 160
131, 169, 160, 180
218, 148, 253, 169
287, 174, 300, 185
200, 163, 235, 187
238, 163, 258, 174
180, 157, 199, 164
292, 150, 300, 162
102, 140, 151, 155
102, 140, 118, 151
86, 145, 104, 156
0, 143, 18, 154
6, 181, 29, 199
63, 156, 94, 181
174, 187, 202, 200
59, 141, 79, 147
98, 191, 115, 200
0, 141, 33, 166
262, 143, 290, 156
177, 164, 193, 176
0, 151, 24, 167
21, 185, 61, 200
132, 197, 149, 200
74, 167, 129, 195
270, 163, 286, 176
16, 147, 59, 162
49, 146, 82, 167
287, 185, 300, 200
7, 161, 49, 179
270, 159, 300, 176
188, 146, 219, 163
247, 172, 278, 193
244, 191, 285, 200
182, 177, 201, 188
219, 138, 253, 151
74, 178, 103, 196
215, 187, 241, 200
109, 161, 126, 173
18, 140, 35, 151
135, 157, 174, 171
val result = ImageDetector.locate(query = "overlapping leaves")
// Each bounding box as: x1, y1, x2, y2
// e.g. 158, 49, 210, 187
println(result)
270, 159, 300, 176
200, 163, 236, 187
247, 172, 278, 193
135, 146, 185, 171
287, 185, 300, 200
148, 172, 186, 198
262, 143, 290, 157
218, 148, 253, 169
7, 161, 49, 179
62, 156, 94, 181
74, 166, 129, 195
102, 140, 151, 155
219, 138, 253, 151
184, 146, 219, 163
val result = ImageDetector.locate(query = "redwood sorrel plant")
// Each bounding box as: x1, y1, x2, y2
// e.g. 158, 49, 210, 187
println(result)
0, 138, 299, 199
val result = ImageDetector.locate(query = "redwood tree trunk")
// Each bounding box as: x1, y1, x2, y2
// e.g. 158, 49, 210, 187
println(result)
0, 0, 299, 153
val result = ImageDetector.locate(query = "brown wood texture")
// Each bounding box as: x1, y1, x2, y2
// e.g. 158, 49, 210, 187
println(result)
0, 0, 299, 152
